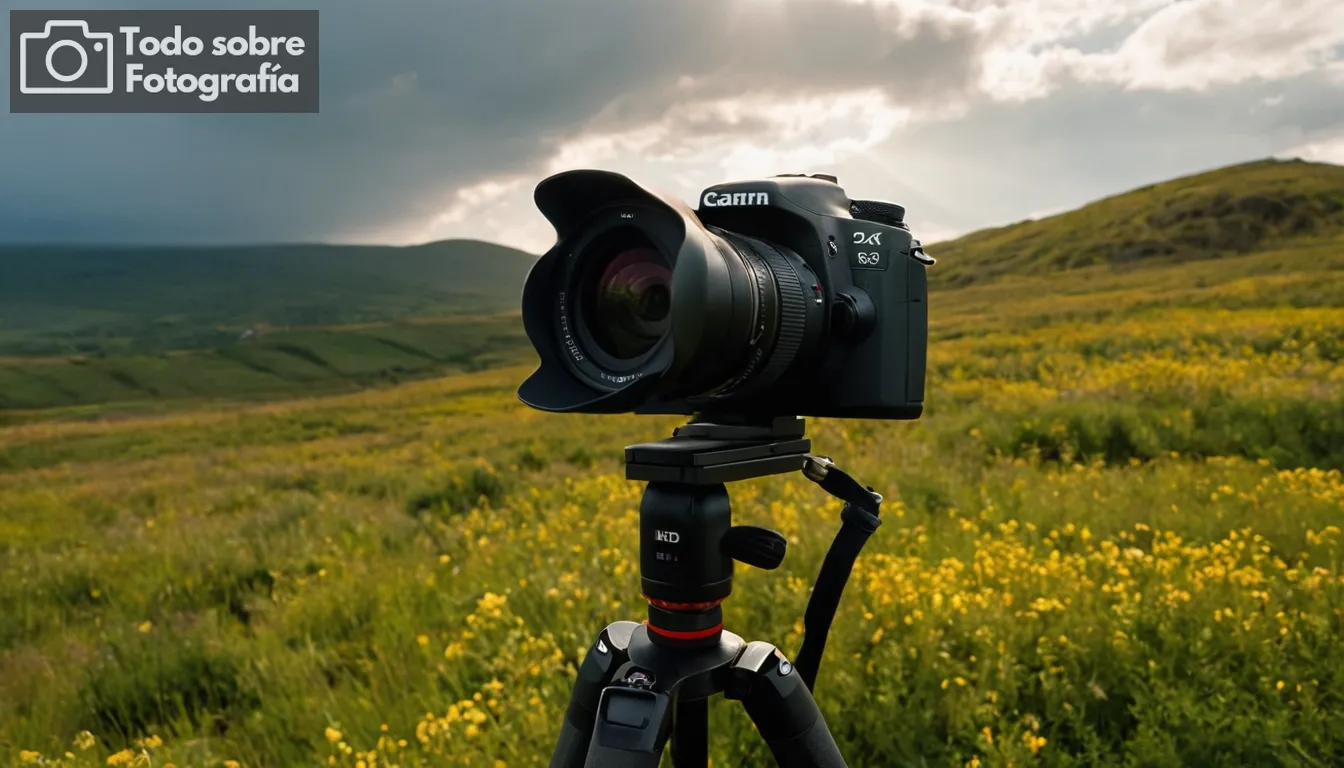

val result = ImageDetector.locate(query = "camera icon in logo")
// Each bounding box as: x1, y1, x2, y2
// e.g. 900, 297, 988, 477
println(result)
19, 20, 115, 94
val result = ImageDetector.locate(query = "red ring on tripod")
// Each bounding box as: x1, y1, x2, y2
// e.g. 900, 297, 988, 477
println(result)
646, 622, 724, 640
643, 594, 725, 612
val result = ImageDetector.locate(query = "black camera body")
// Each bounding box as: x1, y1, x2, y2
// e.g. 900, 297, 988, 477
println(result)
681, 175, 929, 420
517, 170, 932, 422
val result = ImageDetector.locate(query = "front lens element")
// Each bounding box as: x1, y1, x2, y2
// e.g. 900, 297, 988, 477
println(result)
580, 232, 673, 360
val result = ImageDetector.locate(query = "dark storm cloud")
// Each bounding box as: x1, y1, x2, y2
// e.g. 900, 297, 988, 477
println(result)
2, 0, 715, 242
0, 0, 984, 244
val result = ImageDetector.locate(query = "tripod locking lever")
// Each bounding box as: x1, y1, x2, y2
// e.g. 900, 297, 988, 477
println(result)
723, 525, 787, 570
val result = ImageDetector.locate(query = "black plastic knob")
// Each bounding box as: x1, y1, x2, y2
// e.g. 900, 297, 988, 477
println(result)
830, 290, 877, 339
850, 199, 906, 226
723, 525, 787, 570
770, 173, 838, 184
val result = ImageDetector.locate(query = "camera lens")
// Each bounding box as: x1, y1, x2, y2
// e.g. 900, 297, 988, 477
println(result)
699, 231, 811, 399
578, 229, 673, 360
519, 169, 833, 417
563, 223, 817, 400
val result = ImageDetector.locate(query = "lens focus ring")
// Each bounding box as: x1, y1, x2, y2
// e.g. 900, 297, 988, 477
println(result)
715, 234, 807, 397
741, 239, 807, 391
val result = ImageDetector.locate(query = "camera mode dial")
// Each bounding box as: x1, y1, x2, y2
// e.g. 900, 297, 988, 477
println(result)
850, 199, 906, 227
770, 173, 839, 184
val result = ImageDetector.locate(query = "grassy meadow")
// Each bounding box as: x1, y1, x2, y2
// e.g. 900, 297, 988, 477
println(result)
0, 315, 534, 414
0, 240, 535, 359
2, 159, 1343, 767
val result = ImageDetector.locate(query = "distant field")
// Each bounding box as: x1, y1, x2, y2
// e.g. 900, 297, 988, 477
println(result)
0, 239, 536, 358
0, 315, 535, 415
4, 229, 1341, 417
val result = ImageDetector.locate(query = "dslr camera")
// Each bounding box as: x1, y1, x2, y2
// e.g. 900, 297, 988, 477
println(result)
518, 170, 933, 421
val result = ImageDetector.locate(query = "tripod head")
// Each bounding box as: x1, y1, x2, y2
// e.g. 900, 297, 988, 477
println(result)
549, 415, 883, 767
624, 415, 812, 650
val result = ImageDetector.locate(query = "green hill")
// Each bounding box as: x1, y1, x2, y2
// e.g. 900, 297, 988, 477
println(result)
927, 158, 1344, 287
0, 239, 537, 357
0, 315, 535, 417
2, 158, 1341, 416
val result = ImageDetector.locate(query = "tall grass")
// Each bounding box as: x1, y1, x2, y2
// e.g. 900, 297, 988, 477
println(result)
2, 249, 1343, 766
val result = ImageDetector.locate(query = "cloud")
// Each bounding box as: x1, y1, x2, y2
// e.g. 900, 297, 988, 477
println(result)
0, 0, 1340, 252
1283, 135, 1344, 165
1065, 0, 1344, 91
413, 88, 917, 251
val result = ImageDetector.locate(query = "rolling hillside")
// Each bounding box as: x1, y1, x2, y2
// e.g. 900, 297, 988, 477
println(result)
928, 158, 1344, 287
0, 239, 537, 357
1, 158, 1340, 416
0, 315, 535, 417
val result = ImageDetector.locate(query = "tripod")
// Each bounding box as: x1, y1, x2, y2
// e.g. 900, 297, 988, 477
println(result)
548, 416, 884, 768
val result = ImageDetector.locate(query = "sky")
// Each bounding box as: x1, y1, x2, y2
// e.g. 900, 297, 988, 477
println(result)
2, 0, 1343, 253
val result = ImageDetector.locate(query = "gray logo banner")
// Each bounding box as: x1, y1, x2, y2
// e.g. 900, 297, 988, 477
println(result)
10, 9, 319, 113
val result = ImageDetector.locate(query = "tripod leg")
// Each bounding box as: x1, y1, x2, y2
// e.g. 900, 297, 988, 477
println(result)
583, 684, 673, 767
549, 621, 640, 768
725, 642, 848, 768
671, 698, 708, 767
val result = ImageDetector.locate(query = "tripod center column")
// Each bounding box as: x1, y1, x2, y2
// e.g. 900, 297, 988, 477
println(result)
638, 482, 734, 648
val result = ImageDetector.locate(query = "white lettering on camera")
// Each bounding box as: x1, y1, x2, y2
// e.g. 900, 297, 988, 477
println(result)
702, 191, 770, 207
655, 530, 680, 543
117, 25, 304, 102
558, 292, 584, 362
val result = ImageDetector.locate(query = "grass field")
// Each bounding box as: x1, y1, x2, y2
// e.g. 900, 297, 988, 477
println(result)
0, 239, 535, 359
931, 158, 1344, 287
0, 315, 534, 415
2, 227, 1342, 767
2, 159, 1343, 767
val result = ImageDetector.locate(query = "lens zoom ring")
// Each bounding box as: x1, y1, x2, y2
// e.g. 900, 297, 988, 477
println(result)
748, 240, 808, 390
714, 241, 777, 395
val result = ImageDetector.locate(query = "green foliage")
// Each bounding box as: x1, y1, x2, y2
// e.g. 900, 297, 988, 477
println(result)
959, 397, 1344, 469
3, 364, 1340, 766
406, 465, 511, 520
930, 158, 1344, 287
3, 159, 1344, 767
77, 636, 260, 742
0, 316, 535, 413
0, 239, 536, 357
